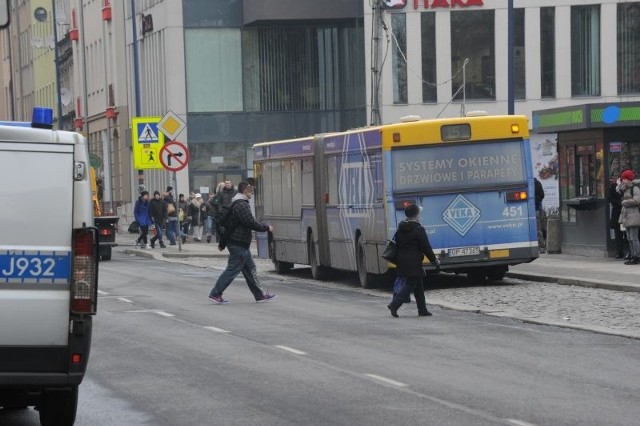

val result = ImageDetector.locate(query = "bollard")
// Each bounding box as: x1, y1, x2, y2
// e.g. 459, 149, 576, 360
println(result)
546, 216, 561, 254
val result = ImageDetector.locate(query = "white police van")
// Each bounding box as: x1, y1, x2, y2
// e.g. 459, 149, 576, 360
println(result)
0, 108, 98, 425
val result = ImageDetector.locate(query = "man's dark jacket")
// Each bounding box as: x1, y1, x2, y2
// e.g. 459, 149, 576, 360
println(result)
227, 197, 269, 249
395, 219, 437, 278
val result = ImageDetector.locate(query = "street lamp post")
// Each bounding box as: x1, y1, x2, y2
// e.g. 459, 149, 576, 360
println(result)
507, 0, 514, 115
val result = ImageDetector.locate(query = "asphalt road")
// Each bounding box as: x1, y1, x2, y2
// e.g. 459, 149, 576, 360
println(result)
4, 255, 640, 426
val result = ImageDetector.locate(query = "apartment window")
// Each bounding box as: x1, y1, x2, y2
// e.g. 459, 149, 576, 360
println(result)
391, 13, 407, 104
451, 10, 495, 100
185, 28, 243, 112
571, 5, 600, 97
514, 9, 525, 100
540, 7, 556, 98
421, 12, 436, 103
617, 3, 640, 94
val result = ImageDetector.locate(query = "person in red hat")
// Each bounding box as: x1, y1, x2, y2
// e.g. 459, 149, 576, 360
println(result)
619, 170, 640, 265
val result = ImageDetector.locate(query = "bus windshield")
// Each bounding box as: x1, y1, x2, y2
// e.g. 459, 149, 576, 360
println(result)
392, 140, 526, 192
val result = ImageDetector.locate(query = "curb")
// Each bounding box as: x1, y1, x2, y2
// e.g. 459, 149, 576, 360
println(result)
506, 271, 640, 293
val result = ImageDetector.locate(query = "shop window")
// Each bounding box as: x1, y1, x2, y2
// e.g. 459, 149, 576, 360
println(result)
560, 142, 606, 222
451, 10, 495, 100
617, 3, 640, 95
571, 5, 600, 97
391, 13, 408, 104
540, 7, 555, 98
609, 141, 640, 180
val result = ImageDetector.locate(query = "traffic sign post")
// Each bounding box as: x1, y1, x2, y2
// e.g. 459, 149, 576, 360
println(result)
160, 141, 190, 172
159, 141, 190, 252
132, 116, 164, 170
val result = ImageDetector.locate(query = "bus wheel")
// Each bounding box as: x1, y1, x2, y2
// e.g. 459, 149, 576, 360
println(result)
356, 239, 376, 289
487, 266, 508, 281
467, 270, 487, 284
308, 234, 327, 280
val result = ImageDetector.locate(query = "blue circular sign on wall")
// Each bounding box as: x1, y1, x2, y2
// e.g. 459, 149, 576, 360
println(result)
603, 105, 621, 124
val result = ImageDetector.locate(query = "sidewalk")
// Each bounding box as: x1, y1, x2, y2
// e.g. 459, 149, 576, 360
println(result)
116, 233, 640, 293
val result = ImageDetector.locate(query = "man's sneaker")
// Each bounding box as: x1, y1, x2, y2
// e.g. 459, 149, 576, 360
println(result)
256, 293, 277, 303
208, 295, 229, 305
134, 240, 140, 248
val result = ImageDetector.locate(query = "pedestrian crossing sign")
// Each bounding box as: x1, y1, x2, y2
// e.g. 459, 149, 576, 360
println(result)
132, 116, 165, 170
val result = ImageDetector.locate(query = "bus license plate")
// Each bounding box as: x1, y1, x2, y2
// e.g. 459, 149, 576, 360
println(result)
0, 252, 71, 282
448, 246, 480, 257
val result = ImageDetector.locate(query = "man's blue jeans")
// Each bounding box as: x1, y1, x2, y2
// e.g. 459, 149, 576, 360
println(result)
166, 218, 179, 245
209, 244, 265, 300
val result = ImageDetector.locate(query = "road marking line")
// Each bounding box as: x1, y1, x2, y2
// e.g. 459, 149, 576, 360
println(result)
275, 345, 307, 355
155, 311, 175, 317
117, 297, 133, 303
97, 290, 109, 295
506, 420, 538, 426
204, 326, 230, 333
365, 374, 407, 387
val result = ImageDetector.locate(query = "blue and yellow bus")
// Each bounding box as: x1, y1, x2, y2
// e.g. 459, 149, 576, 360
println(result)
253, 114, 538, 288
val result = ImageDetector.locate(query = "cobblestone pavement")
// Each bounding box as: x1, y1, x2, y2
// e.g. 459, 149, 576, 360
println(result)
136, 253, 640, 340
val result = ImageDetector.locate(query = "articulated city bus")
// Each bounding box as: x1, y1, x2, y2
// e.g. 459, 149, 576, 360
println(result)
253, 114, 539, 288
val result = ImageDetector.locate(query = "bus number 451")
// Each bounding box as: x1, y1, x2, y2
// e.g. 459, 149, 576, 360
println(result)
502, 206, 523, 217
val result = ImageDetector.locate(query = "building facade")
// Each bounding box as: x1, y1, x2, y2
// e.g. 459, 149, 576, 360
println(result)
366, 0, 640, 123
3, 0, 640, 233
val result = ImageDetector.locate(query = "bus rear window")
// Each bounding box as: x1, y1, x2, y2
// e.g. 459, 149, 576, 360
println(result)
392, 141, 526, 192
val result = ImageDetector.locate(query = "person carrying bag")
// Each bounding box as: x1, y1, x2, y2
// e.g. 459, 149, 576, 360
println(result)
387, 203, 439, 318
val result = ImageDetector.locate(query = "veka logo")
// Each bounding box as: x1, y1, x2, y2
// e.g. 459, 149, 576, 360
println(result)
383, 0, 407, 9
442, 195, 481, 236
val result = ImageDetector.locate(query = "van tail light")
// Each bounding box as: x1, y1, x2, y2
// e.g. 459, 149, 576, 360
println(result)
506, 191, 528, 202
71, 228, 99, 314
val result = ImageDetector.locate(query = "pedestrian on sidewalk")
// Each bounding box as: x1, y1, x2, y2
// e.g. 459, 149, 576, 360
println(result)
619, 170, 640, 265
190, 193, 205, 242
212, 180, 237, 243
609, 177, 626, 259
179, 194, 190, 243
164, 189, 179, 245
133, 191, 152, 249
149, 191, 167, 248
387, 203, 439, 318
208, 182, 276, 304
534, 177, 546, 252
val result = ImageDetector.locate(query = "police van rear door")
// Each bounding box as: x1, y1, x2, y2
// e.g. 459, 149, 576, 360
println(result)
0, 138, 74, 347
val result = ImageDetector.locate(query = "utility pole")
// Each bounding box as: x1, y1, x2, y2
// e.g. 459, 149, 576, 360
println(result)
507, 0, 514, 115
370, 0, 382, 126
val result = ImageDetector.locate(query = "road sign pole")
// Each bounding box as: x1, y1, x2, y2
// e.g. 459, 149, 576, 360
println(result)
175, 169, 182, 251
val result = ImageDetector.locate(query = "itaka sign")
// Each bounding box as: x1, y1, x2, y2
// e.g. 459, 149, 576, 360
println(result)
160, 141, 190, 172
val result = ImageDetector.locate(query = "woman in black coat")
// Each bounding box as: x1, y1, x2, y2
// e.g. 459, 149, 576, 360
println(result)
609, 179, 626, 258
388, 203, 439, 318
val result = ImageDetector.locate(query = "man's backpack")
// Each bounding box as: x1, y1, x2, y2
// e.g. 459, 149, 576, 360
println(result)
215, 200, 242, 249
